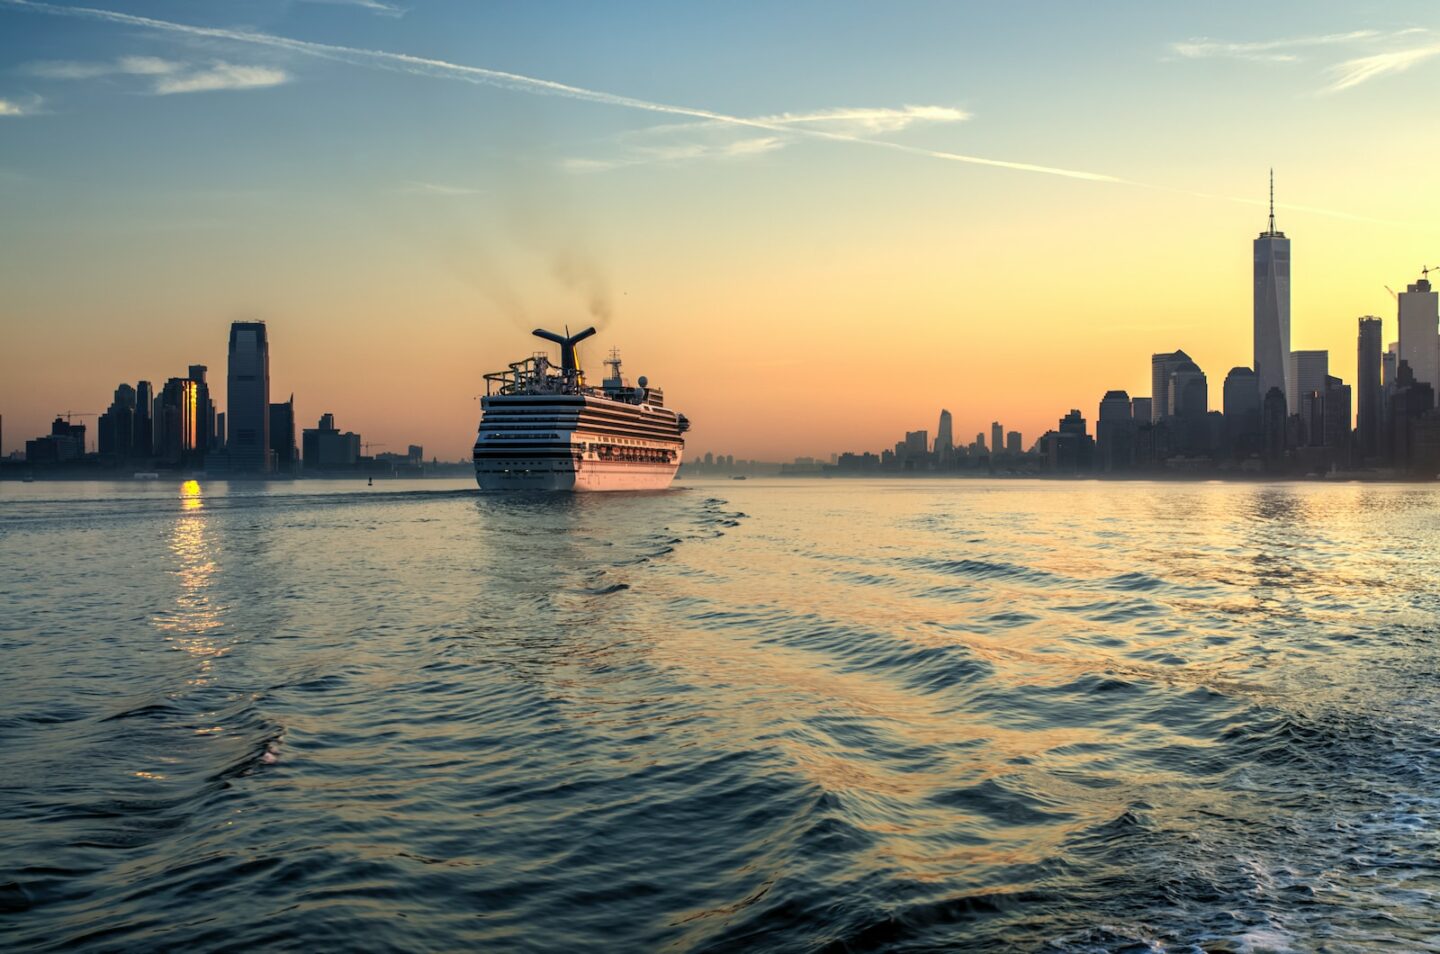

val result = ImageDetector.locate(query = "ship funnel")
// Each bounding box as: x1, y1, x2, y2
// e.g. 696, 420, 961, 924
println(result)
532, 327, 596, 374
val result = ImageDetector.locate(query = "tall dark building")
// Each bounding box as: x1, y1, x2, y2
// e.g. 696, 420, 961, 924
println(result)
98, 383, 138, 462
1096, 390, 1134, 472
157, 377, 199, 467
269, 395, 298, 473
1168, 357, 1210, 455
1357, 317, 1383, 460
1222, 367, 1260, 458
1255, 172, 1291, 405
189, 364, 219, 452
135, 380, 155, 457
1262, 386, 1288, 467
227, 321, 272, 472
1044, 409, 1094, 472
1389, 360, 1436, 473
1150, 350, 1193, 421
1323, 375, 1352, 460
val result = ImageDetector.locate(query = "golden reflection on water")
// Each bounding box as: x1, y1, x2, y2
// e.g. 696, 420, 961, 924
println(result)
153, 480, 227, 684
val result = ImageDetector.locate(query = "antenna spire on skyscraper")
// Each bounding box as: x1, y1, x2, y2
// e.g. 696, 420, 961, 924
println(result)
1268, 168, 1275, 234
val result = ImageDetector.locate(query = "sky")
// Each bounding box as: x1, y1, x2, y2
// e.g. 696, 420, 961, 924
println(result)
3, 0, 1440, 461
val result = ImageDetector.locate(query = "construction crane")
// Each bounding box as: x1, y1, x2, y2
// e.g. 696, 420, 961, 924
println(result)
1385, 286, 1398, 300
56, 411, 98, 422
361, 442, 387, 455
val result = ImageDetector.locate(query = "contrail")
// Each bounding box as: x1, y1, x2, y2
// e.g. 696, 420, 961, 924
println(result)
0, 0, 1121, 183
1, 0, 1430, 227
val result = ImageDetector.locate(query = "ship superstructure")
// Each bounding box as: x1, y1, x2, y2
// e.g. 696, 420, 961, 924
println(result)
474, 327, 690, 491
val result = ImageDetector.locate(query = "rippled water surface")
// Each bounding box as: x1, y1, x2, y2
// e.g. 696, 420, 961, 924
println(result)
5, 477, 1440, 951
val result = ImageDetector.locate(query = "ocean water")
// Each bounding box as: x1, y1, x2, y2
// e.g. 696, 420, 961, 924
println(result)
4, 477, 1440, 952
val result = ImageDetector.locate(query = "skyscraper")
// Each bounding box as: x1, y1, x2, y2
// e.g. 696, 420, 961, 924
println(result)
269, 396, 298, 473
1287, 350, 1329, 416
935, 409, 953, 459
1323, 375, 1352, 455
1222, 367, 1260, 457
135, 379, 155, 457
1262, 387, 1288, 466
1357, 317, 1383, 458
98, 383, 137, 462
227, 321, 272, 472
157, 376, 199, 466
1096, 390, 1134, 472
1398, 273, 1439, 392
1169, 359, 1208, 419
1150, 350, 1192, 420
1254, 171, 1291, 408
990, 422, 1003, 458
189, 364, 217, 452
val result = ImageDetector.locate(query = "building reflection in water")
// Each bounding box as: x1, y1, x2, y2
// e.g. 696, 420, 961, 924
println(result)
153, 479, 226, 685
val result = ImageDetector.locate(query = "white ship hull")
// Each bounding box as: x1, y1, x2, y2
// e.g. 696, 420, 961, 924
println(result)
476, 457, 681, 492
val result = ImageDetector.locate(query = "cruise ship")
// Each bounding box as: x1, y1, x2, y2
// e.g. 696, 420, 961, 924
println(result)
474, 327, 689, 491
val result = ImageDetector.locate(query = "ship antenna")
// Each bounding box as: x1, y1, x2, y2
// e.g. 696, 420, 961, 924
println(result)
1268, 168, 1275, 234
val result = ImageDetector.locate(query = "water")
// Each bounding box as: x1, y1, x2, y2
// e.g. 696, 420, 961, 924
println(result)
4, 477, 1440, 952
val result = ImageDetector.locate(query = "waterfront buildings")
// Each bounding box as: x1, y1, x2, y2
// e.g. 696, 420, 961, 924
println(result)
1096, 390, 1134, 472
25, 418, 86, 463
135, 380, 154, 457
1043, 410, 1094, 472
1357, 317, 1383, 458
1398, 273, 1439, 392
1150, 351, 1193, 421
1287, 350, 1329, 419
1222, 367, 1260, 457
156, 376, 199, 466
935, 410, 954, 460
1254, 174, 1291, 408
189, 365, 218, 452
98, 384, 137, 462
302, 412, 361, 470
227, 321, 272, 473
269, 396, 298, 473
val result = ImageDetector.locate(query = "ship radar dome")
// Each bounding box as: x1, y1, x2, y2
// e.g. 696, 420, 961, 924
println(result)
638, 376, 648, 387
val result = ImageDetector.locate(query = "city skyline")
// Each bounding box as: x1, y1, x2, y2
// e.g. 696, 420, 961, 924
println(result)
4, 2, 1440, 459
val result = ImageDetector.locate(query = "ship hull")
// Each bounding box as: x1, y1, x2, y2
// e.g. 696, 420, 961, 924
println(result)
475, 458, 680, 492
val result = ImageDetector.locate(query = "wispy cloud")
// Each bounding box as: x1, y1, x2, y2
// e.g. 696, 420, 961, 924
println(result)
564, 136, 785, 173
1169, 27, 1440, 94
1324, 40, 1440, 92
0, 96, 32, 116
567, 105, 967, 172
24, 54, 288, 94
154, 63, 289, 94
0, 0, 1420, 226
0, 0, 1117, 183
1169, 30, 1383, 63
25, 54, 178, 78
299, 0, 406, 17
399, 180, 487, 196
